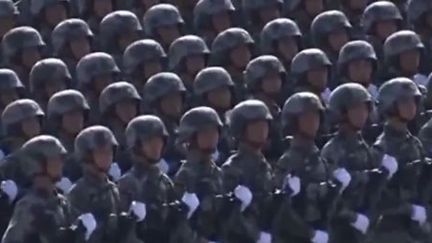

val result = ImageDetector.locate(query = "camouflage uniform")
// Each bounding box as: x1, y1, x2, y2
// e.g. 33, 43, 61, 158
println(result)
46, 89, 90, 182
210, 27, 255, 103
221, 100, 274, 243
76, 52, 121, 124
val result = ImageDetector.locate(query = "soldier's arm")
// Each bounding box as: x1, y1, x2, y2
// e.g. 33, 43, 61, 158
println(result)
117, 176, 135, 212
221, 163, 240, 193
1, 199, 35, 243
66, 184, 90, 220
173, 166, 190, 198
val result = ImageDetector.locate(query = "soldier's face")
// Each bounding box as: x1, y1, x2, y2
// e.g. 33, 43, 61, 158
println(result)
44, 80, 67, 98
328, 30, 349, 52
306, 66, 328, 92
399, 49, 420, 75
62, 110, 85, 135
45, 155, 64, 182
92, 144, 113, 172
258, 5, 281, 24
70, 36, 91, 60
261, 72, 282, 97
157, 25, 180, 47
185, 54, 206, 76
304, 0, 324, 16
211, 12, 232, 33
346, 102, 369, 130
348, 59, 373, 85
0, 89, 18, 108
160, 92, 183, 118
21, 117, 41, 138
0, 16, 15, 38
44, 3, 68, 27
230, 44, 251, 70
21, 47, 41, 69
245, 120, 269, 145
298, 111, 320, 138
196, 126, 220, 153
347, 0, 367, 11
207, 86, 232, 110
142, 61, 163, 80
93, 0, 113, 18
118, 32, 139, 52
277, 37, 299, 63
375, 20, 398, 40
141, 136, 164, 161
397, 97, 417, 121
115, 99, 138, 124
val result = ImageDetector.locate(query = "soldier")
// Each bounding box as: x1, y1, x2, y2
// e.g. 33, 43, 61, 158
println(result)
322, 83, 387, 243
338, 0, 368, 40
242, 0, 282, 40
221, 99, 274, 243
173, 107, 225, 242
76, 0, 115, 34
0, 0, 19, 64
99, 10, 142, 68
142, 4, 184, 51
370, 77, 429, 243
67, 125, 139, 243
273, 92, 349, 243
76, 52, 121, 124
244, 55, 286, 163
30, 0, 70, 52
168, 35, 209, 103
171, 0, 198, 34
210, 27, 255, 102
99, 82, 141, 172
361, 1, 403, 61
2, 27, 45, 85
142, 72, 186, 176
1, 135, 97, 243
193, 0, 235, 45
46, 89, 90, 182
123, 39, 167, 91
0, 69, 25, 118
51, 18, 94, 82
260, 18, 302, 75
29, 58, 71, 111
408, 0, 432, 76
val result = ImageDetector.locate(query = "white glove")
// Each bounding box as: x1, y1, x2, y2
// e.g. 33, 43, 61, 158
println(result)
130, 201, 146, 222
350, 213, 370, 234
333, 168, 351, 193
1, 180, 17, 202
257, 231, 272, 243
108, 163, 122, 182
234, 185, 253, 212
56, 177, 73, 193
381, 154, 398, 179
181, 192, 200, 219
311, 230, 329, 243
411, 205, 427, 225
283, 174, 301, 196
78, 213, 97, 241
157, 159, 170, 174
211, 149, 220, 161
321, 88, 331, 105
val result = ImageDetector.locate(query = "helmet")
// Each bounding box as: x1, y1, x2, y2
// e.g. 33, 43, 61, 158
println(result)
47, 89, 90, 126
143, 72, 186, 104
51, 18, 93, 57
210, 27, 254, 66
228, 99, 272, 139
30, 0, 69, 17
2, 27, 45, 64
328, 83, 372, 122
123, 39, 166, 75
74, 125, 118, 160
311, 10, 351, 48
143, 4, 184, 37
99, 10, 142, 52
362, 1, 402, 34
408, 0, 432, 26
125, 115, 168, 150
337, 40, 377, 76
194, 67, 234, 96
291, 48, 332, 77
168, 35, 209, 71
99, 81, 141, 115
0, 69, 24, 92
76, 52, 120, 90
377, 77, 422, 115
244, 55, 286, 92
2, 99, 44, 135
177, 106, 222, 144
193, 0, 235, 31
281, 92, 324, 132
29, 58, 71, 93
0, 0, 19, 18
383, 30, 424, 61
260, 18, 302, 55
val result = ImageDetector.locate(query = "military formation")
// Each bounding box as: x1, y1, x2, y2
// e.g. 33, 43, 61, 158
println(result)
1, 0, 432, 242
